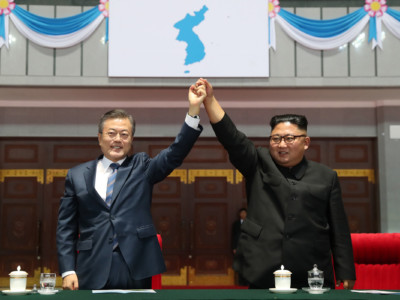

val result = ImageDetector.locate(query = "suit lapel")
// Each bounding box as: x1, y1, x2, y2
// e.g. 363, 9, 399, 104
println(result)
83, 159, 107, 207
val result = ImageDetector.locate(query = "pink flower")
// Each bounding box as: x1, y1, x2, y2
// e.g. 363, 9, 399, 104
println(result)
269, 0, 281, 18
364, 0, 387, 17
0, 0, 16, 16
98, 0, 109, 18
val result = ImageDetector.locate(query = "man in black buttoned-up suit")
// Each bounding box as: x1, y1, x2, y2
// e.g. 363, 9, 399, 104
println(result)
56, 83, 206, 290
194, 78, 356, 290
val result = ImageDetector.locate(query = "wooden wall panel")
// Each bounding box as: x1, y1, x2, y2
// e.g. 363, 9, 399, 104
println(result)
345, 203, 374, 233
339, 177, 370, 199
42, 175, 64, 275
329, 140, 375, 168
0, 136, 378, 286
163, 255, 182, 276
151, 203, 182, 250
306, 142, 330, 163
192, 203, 229, 275
53, 145, 101, 164
151, 203, 184, 275
4, 145, 39, 164
194, 177, 228, 198
1, 204, 37, 250
153, 177, 182, 198
194, 254, 230, 275
1, 142, 44, 168
0, 203, 39, 276
48, 177, 66, 198
194, 203, 228, 250
185, 145, 228, 163
3, 178, 38, 199
150, 144, 228, 163
335, 144, 369, 163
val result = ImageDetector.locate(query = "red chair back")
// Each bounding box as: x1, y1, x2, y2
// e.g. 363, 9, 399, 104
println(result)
351, 233, 400, 289
151, 234, 162, 289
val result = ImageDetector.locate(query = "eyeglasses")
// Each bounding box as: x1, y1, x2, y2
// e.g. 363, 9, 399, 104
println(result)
104, 131, 131, 140
269, 134, 306, 144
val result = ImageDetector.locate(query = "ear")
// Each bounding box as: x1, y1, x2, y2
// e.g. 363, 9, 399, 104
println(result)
98, 133, 102, 145
304, 136, 310, 150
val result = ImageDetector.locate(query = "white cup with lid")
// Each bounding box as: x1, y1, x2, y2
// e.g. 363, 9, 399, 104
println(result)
9, 266, 28, 291
273, 265, 292, 290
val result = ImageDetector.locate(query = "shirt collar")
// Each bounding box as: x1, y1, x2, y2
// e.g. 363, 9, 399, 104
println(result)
101, 156, 126, 170
276, 157, 307, 180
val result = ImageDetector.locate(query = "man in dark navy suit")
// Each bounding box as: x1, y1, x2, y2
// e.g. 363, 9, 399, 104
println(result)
56, 83, 206, 290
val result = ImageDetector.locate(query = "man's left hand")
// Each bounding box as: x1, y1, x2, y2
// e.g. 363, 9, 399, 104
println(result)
337, 279, 355, 289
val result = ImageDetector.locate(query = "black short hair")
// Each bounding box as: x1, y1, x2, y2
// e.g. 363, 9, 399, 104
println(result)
270, 114, 308, 132
98, 109, 136, 136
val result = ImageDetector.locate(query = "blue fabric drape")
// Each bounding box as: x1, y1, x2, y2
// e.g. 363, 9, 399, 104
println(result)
369, 16, 377, 42
12, 5, 102, 35
387, 7, 400, 21
0, 15, 5, 40
1, 1, 400, 51
279, 7, 366, 38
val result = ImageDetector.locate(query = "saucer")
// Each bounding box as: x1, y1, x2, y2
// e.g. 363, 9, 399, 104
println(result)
38, 289, 59, 295
302, 287, 331, 294
2, 289, 31, 295
269, 288, 297, 294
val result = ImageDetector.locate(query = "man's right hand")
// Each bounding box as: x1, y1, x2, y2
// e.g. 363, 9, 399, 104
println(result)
62, 274, 79, 290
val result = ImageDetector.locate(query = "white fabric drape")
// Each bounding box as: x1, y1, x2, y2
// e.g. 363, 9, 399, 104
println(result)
273, 14, 370, 50
8, 13, 104, 49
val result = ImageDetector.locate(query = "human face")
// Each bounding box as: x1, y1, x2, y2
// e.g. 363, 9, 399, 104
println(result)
98, 118, 133, 162
269, 122, 310, 168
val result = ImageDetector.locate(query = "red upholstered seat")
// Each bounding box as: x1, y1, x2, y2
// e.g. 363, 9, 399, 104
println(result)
151, 234, 163, 289
351, 233, 400, 289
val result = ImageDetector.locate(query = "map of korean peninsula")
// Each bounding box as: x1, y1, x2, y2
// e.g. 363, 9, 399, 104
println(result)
174, 5, 208, 73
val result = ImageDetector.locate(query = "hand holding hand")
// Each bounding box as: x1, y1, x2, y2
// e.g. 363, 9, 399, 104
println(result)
188, 83, 206, 106
194, 78, 224, 123
195, 78, 214, 102
188, 82, 206, 116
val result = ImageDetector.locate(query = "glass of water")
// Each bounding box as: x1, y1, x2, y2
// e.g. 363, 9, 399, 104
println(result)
40, 273, 56, 291
308, 264, 324, 289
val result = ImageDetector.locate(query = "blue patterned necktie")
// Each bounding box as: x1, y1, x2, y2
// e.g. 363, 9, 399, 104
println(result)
106, 163, 120, 250
105, 163, 120, 207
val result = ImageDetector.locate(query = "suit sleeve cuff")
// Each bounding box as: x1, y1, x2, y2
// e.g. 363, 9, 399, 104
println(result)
185, 113, 201, 131
62, 271, 76, 278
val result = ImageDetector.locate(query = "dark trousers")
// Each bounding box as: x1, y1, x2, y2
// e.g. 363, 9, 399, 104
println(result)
103, 248, 151, 289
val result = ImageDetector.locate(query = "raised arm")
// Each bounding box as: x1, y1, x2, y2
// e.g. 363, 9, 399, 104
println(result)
146, 83, 205, 184
195, 78, 258, 177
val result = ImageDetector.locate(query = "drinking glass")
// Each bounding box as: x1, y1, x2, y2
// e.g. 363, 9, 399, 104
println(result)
40, 273, 56, 291
308, 264, 324, 289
